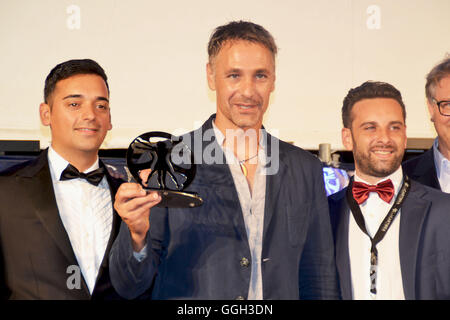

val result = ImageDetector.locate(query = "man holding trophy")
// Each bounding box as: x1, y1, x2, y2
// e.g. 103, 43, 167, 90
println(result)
109, 21, 339, 300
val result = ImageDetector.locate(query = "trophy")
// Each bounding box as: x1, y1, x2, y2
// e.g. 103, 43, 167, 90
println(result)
126, 131, 203, 208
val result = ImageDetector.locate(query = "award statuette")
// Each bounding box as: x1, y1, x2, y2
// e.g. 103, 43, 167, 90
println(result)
126, 131, 203, 208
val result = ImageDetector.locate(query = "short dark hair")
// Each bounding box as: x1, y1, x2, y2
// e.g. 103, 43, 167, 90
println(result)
44, 59, 109, 103
425, 55, 450, 103
342, 81, 406, 128
207, 20, 277, 63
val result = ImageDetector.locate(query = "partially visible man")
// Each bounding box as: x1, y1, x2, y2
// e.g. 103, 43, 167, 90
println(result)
403, 56, 450, 192
109, 21, 339, 300
0, 59, 122, 299
329, 81, 450, 300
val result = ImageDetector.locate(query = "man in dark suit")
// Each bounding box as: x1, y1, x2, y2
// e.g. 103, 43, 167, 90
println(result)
0, 59, 122, 299
329, 81, 450, 300
109, 21, 339, 300
403, 56, 450, 192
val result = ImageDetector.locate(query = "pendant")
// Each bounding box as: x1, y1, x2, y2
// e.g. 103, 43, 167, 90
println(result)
240, 163, 248, 177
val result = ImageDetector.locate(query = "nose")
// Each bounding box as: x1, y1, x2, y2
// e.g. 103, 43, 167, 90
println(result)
81, 104, 96, 121
239, 76, 256, 99
377, 127, 391, 144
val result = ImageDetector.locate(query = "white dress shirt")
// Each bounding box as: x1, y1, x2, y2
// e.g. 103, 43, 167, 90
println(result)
48, 147, 113, 294
433, 139, 450, 193
349, 167, 405, 300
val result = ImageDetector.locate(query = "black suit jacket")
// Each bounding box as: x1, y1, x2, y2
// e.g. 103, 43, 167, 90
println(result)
328, 179, 450, 299
0, 149, 122, 299
402, 148, 441, 190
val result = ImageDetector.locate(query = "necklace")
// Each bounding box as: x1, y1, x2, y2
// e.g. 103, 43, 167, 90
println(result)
239, 153, 258, 177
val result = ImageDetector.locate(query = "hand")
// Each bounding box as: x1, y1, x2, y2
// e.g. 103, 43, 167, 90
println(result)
114, 181, 161, 252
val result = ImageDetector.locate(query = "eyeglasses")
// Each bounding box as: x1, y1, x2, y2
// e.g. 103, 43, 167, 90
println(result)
432, 98, 450, 116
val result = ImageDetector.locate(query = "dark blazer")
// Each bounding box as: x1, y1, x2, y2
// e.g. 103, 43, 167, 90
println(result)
0, 149, 122, 300
328, 179, 450, 299
110, 114, 339, 300
402, 148, 441, 190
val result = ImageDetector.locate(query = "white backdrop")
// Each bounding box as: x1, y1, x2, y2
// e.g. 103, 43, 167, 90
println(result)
0, 0, 449, 150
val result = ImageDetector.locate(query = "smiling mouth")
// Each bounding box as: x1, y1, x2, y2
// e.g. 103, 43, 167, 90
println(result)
235, 103, 260, 110
75, 128, 99, 133
371, 149, 396, 159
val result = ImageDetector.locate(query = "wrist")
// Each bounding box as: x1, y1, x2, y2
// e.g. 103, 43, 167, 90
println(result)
130, 231, 147, 252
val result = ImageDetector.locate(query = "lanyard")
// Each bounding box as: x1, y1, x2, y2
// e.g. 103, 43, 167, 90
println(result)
346, 175, 411, 295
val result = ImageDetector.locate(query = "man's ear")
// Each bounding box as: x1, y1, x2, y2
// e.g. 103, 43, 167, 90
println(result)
341, 127, 354, 151
427, 100, 436, 122
39, 103, 51, 126
206, 62, 216, 91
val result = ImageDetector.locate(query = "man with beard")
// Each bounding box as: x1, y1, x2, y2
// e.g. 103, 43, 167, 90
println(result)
328, 81, 450, 300
109, 21, 339, 300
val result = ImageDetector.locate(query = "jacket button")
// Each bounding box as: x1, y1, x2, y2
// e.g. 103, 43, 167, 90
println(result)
240, 257, 250, 267
235, 296, 246, 300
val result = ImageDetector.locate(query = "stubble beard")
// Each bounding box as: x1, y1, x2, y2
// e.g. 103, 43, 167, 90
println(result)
353, 141, 403, 179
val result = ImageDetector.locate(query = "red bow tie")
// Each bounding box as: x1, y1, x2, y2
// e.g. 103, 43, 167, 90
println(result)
352, 179, 395, 205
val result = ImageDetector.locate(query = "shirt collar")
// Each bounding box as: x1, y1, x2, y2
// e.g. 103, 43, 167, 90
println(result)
48, 146, 99, 182
211, 120, 269, 166
433, 138, 450, 177
354, 166, 404, 196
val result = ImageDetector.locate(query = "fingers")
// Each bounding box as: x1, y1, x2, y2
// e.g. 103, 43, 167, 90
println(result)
114, 182, 161, 238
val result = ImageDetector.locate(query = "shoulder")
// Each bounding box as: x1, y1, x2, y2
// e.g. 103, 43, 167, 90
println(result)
276, 138, 322, 167
328, 187, 347, 216
402, 148, 433, 175
0, 153, 45, 179
409, 179, 450, 208
0, 160, 31, 177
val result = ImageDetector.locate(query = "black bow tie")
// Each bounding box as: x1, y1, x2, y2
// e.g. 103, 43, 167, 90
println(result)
60, 163, 105, 186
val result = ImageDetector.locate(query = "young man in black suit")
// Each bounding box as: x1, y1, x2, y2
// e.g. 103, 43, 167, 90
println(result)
403, 56, 450, 192
0, 59, 122, 299
329, 81, 450, 300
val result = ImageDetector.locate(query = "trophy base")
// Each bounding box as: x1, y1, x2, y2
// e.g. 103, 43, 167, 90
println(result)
146, 189, 203, 208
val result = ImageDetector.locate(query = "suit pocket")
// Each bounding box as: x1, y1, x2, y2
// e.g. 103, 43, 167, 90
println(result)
286, 203, 310, 247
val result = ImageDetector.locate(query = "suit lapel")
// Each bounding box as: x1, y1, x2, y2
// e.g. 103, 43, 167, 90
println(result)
194, 115, 249, 237
399, 181, 430, 300
263, 139, 287, 239
92, 166, 122, 293
335, 195, 353, 300
21, 151, 79, 265
20, 150, 91, 297
412, 149, 440, 190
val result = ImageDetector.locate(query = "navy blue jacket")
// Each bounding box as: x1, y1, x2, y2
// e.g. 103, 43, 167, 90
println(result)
403, 148, 441, 190
328, 179, 450, 299
110, 114, 339, 300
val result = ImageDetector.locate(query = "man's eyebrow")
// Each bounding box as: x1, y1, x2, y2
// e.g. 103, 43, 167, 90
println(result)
96, 96, 109, 102
358, 120, 404, 128
62, 94, 109, 102
359, 121, 377, 128
63, 94, 83, 100
389, 121, 405, 126
226, 68, 242, 73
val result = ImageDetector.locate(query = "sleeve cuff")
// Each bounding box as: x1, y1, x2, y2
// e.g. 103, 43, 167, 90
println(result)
132, 244, 148, 262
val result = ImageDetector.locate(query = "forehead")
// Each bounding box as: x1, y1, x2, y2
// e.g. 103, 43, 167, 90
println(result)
351, 98, 405, 124
53, 74, 108, 97
212, 40, 275, 70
